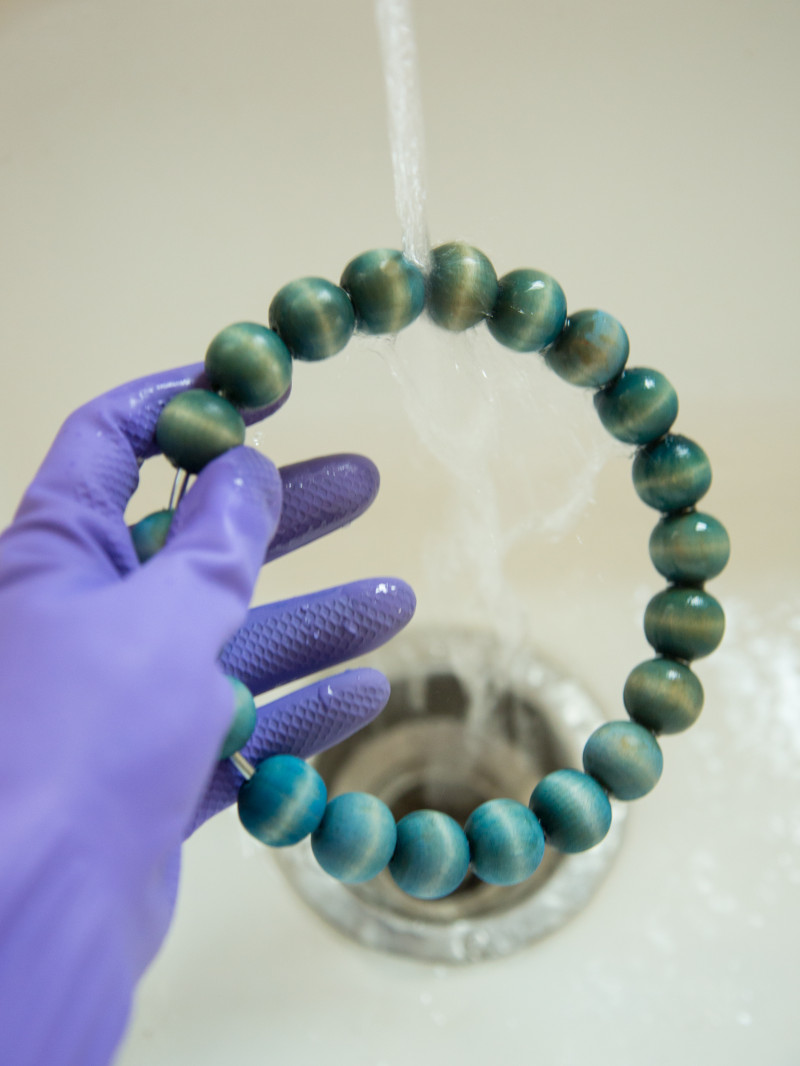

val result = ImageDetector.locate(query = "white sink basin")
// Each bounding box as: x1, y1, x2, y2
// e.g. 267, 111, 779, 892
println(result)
0, 1, 797, 1062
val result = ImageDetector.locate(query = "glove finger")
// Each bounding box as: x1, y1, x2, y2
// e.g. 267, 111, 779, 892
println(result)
5, 363, 287, 581
138, 447, 282, 657
220, 577, 416, 696
267, 454, 380, 563
188, 667, 391, 833
129, 451, 379, 578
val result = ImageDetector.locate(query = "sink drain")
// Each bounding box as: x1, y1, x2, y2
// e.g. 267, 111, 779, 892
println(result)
275, 629, 626, 962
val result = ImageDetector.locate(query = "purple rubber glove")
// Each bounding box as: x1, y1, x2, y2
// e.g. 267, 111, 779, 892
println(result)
0, 365, 415, 1066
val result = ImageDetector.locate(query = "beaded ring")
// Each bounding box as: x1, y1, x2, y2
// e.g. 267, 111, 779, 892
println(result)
130, 243, 729, 901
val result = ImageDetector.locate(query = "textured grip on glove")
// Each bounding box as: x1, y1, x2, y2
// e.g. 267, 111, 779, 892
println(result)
221, 579, 416, 695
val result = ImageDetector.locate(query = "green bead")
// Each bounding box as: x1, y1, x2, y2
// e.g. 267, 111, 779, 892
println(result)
427, 242, 498, 331
311, 792, 397, 884
594, 367, 678, 444
219, 676, 257, 760
340, 249, 425, 334
529, 769, 612, 853
632, 434, 712, 513
644, 586, 725, 660
487, 268, 567, 352
583, 721, 663, 800
268, 277, 355, 361
623, 658, 704, 734
388, 810, 471, 899
129, 508, 174, 563
205, 322, 292, 410
238, 754, 327, 847
545, 309, 629, 388
464, 798, 545, 886
649, 511, 730, 584
155, 389, 245, 473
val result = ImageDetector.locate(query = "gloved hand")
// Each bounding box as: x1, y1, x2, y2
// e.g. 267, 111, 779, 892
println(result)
0, 364, 415, 1066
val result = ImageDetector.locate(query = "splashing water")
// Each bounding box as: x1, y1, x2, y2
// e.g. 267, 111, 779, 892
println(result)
370, 0, 800, 1010
374, 0, 614, 714
375, 0, 430, 270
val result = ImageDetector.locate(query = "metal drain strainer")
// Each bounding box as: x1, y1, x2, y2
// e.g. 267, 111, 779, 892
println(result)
275, 629, 626, 963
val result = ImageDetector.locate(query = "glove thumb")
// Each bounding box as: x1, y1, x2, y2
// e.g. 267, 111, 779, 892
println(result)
137, 446, 282, 655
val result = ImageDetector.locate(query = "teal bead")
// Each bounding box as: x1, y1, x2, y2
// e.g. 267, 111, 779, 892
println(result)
129, 508, 174, 563
155, 389, 245, 473
644, 586, 725, 660
464, 798, 545, 886
237, 755, 326, 847
427, 242, 498, 331
389, 810, 470, 899
649, 511, 730, 584
311, 792, 397, 884
583, 721, 663, 801
487, 268, 567, 353
340, 249, 425, 334
632, 434, 712, 512
545, 309, 629, 388
623, 658, 704, 734
205, 322, 292, 410
529, 769, 612, 853
594, 368, 678, 444
219, 676, 257, 760
268, 277, 355, 361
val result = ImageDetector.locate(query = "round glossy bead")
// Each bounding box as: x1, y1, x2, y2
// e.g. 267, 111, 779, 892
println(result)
268, 277, 355, 361
237, 755, 326, 847
389, 810, 470, 899
624, 658, 704, 734
464, 798, 545, 886
644, 587, 725, 660
583, 721, 663, 800
649, 511, 730, 583
594, 368, 678, 444
340, 249, 425, 334
219, 676, 257, 760
427, 242, 498, 331
529, 769, 612, 853
204, 322, 292, 410
545, 309, 629, 388
488, 268, 567, 352
632, 434, 712, 512
155, 389, 245, 473
129, 508, 173, 563
311, 792, 397, 884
